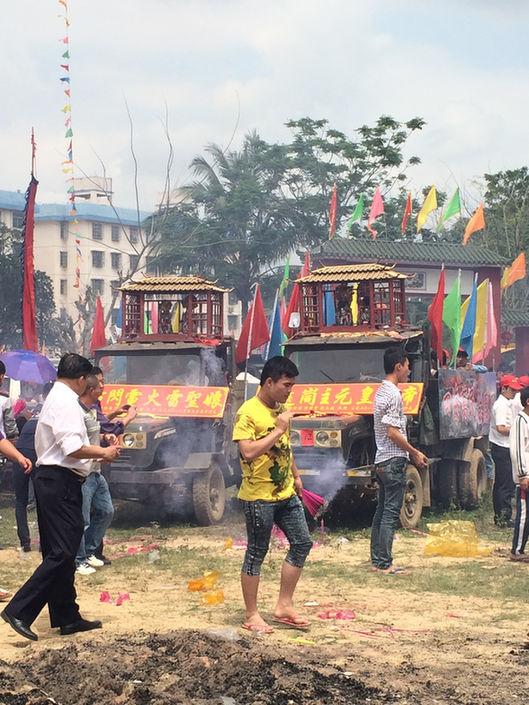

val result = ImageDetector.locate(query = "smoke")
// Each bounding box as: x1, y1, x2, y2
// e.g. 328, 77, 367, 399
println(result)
201, 348, 226, 386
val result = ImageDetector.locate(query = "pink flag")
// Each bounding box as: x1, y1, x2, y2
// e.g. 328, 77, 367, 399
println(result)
483, 281, 497, 359
151, 302, 159, 334
367, 187, 384, 239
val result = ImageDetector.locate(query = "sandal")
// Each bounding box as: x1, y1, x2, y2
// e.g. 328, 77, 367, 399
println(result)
380, 566, 411, 575
242, 622, 274, 634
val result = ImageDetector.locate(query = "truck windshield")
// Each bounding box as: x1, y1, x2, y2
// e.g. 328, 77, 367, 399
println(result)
97, 352, 204, 386
288, 347, 386, 384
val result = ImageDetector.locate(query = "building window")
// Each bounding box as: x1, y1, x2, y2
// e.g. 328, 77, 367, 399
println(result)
92, 251, 105, 268
91, 279, 104, 295
12, 212, 24, 229
92, 222, 103, 240
110, 279, 120, 290
111, 224, 120, 241
111, 252, 121, 269
60, 307, 68, 322
130, 226, 139, 243
60, 279, 67, 295
60, 221, 68, 240
227, 315, 239, 331
129, 254, 139, 271
60, 251, 68, 268
228, 290, 238, 305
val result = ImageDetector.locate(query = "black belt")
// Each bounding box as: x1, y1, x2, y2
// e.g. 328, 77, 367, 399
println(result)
35, 464, 86, 484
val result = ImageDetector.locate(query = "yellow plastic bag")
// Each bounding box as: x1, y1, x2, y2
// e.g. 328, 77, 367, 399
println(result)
424, 520, 493, 557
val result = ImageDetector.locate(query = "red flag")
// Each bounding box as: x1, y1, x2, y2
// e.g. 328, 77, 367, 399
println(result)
328, 182, 338, 239
301, 250, 311, 277
401, 191, 412, 234
367, 186, 384, 239
282, 282, 301, 339
90, 296, 107, 355
428, 266, 445, 364
236, 286, 270, 364
22, 176, 39, 352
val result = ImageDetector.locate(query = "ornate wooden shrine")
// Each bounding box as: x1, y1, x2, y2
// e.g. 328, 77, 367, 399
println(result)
296, 263, 408, 333
119, 276, 229, 342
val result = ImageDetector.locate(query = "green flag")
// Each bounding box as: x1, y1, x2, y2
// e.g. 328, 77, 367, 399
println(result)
442, 271, 461, 365
346, 194, 364, 237
279, 255, 290, 299
436, 188, 461, 232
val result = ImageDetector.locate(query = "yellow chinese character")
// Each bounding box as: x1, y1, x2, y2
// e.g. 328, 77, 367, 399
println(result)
320, 387, 332, 405
167, 389, 184, 407
401, 385, 418, 406
359, 386, 374, 404
334, 387, 352, 406
298, 387, 319, 406
204, 390, 223, 409
147, 388, 161, 406
106, 387, 124, 408
125, 388, 142, 405
185, 390, 202, 408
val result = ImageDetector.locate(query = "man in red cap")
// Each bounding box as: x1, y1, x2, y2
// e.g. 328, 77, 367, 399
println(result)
490, 375, 524, 526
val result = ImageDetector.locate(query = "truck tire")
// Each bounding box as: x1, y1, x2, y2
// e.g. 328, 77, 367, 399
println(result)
193, 463, 226, 526
458, 449, 487, 509
437, 459, 459, 507
399, 465, 423, 529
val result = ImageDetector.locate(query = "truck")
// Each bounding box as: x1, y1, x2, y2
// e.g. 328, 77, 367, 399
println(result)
283, 262, 495, 528
94, 276, 243, 525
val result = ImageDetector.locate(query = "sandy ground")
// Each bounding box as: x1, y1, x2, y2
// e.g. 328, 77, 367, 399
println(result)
0, 526, 528, 703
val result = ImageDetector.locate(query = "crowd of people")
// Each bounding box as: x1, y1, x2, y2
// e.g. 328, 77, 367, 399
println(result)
0, 350, 528, 646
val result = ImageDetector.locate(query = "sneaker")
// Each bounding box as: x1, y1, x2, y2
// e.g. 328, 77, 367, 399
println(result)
18, 549, 31, 561
76, 563, 96, 575
86, 555, 104, 568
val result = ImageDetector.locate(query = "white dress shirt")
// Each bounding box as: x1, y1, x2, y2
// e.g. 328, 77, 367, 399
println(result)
35, 380, 91, 477
489, 394, 513, 448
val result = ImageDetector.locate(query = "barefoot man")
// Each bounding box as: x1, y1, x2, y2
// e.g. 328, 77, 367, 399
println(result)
233, 356, 313, 633
371, 346, 428, 574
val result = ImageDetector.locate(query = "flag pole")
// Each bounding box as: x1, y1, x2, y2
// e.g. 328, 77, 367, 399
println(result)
244, 285, 258, 401
263, 288, 279, 363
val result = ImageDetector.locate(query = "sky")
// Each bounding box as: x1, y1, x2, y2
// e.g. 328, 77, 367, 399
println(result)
1, 0, 529, 215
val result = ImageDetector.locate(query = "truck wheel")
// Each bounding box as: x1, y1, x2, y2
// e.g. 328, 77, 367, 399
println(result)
458, 449, 487, 509
193, 463, 226, 525
437, 460, 459, 507
399, 465, 423, 529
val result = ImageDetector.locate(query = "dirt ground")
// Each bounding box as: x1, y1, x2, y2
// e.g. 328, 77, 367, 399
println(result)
1, 517, 529, 704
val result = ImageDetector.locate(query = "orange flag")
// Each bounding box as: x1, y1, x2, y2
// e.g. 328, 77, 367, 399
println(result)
462, 203, 485, 245
367, 186, 384, 239
508, 252, 526, 286
328, 182, 338, 239
401, 191, 412, 234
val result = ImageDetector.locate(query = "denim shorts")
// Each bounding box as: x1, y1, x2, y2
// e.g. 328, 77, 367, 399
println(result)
241, 494, 313, 576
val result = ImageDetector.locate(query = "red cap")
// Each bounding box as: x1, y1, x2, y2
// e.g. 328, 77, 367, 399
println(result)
500, 374, 524, 390
518, 375, 529, 388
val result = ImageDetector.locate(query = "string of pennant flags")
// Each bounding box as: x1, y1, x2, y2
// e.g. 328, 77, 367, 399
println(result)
58, 0, 83, 295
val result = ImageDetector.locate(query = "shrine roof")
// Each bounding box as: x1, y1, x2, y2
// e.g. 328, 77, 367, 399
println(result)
285, 329, 423, 346
502, 309, 529, 326
119, 275, 229, 293
298, 262, 408, 283
311, 239, 506, 266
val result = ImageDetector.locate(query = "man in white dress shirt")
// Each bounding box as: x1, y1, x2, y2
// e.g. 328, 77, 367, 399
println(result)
1, 354, 120, 641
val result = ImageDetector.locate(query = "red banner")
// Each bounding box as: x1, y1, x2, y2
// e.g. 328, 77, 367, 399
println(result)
100, 384, 229, 419
286, 383, 424, 416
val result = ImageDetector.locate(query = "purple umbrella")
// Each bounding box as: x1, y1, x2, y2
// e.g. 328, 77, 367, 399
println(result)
0, 350, 57, 385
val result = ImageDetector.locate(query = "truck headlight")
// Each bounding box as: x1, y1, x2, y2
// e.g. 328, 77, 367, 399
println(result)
315, 431, 329, 445
122, 433, 135, 447
291, 430, 301, 446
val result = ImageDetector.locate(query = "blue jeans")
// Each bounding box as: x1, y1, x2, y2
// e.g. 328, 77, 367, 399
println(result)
370, 457, 407, 570
241, 494, 313, 576
76, 472, 114, 565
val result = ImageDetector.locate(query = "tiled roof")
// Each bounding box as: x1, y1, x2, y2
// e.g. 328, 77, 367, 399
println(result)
502, 309, 529, 326
120, 275, 229, 293
311, 238, 506, 266
299, 263, 408, 283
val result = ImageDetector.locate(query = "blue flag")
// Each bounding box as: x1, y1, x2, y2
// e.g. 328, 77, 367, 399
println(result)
460, 280, 477, 358
263, 296, 283, 361
324, 286, 336, 326
116, 299, 123, 329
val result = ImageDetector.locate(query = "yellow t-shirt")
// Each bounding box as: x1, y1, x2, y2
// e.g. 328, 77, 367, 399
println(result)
233, 396, 294, 502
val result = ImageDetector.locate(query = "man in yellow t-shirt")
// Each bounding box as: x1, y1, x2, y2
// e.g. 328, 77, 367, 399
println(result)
233, 356, 313, 634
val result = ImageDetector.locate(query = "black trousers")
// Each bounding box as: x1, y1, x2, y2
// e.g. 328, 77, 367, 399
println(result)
491, 443, 515, 522
12, 450, 37, 551
5, 465, 85, 628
